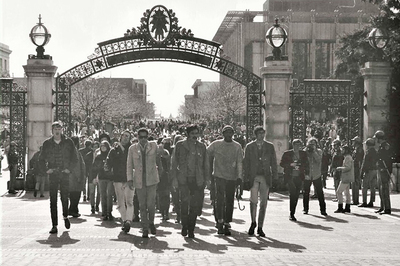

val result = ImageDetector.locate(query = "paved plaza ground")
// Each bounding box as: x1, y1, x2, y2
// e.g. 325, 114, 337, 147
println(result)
1, 168, 400, 266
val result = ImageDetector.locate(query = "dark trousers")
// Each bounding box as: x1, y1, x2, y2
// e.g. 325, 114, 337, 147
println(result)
215, 177, 236, 223
180, 181, 203, 232
378, 171, 391, 211
49, 172, 70, 226
171, 186, 181, 218
303, 178, 326, 212
158, 188, 170, 215
287, 177, 302, 215
68, 191, 81, 215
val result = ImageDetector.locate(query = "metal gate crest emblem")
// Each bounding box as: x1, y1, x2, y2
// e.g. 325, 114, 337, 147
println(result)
147, 5, 171, 43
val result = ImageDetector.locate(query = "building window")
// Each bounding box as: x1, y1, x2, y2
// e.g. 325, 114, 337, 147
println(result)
315, 42, 335, 79
292, 41, 312, 82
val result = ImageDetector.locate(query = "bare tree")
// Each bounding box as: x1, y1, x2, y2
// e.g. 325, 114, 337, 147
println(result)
71, 77, 131, 121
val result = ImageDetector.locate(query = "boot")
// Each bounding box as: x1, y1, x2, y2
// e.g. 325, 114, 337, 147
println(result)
334, 203, 343, 213
343, 204, 351, 213
248, 222, 256, 236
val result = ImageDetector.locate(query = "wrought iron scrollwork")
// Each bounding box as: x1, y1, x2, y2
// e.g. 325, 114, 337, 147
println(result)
55, 5, 263, 140
290, 80, 363, 144
0, 78, 27, 179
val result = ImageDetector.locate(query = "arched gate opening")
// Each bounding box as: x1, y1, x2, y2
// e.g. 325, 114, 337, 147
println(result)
55, 5, 263, 141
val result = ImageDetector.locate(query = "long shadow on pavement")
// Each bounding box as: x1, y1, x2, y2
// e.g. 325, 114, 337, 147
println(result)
36, 232, 80, 248
310, 214, 349, 223
111, 231, 185, 253
351, 213, 380, 220
294, 220, 334, 231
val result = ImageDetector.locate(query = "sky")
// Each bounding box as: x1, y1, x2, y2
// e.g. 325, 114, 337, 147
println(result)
0, 0, 264, 118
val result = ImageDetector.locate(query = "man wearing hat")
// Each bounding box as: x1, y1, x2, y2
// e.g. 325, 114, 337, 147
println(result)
207, 125, 243, 236
351, 136, 364, 205
374, 130, 392, 214
39, 121, 79, 234
359, 138, 378, 207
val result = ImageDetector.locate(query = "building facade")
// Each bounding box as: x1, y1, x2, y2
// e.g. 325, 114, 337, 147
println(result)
213, 0, 378, 84
0, 43, 12, 77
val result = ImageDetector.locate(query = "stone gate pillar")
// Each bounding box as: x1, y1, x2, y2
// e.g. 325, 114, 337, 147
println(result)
260, 60, 292, 168
360, 61, 392, 141
23, 58, 57, 161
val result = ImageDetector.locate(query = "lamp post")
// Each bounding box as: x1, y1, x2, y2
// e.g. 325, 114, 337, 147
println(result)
29, 14, 51, 59
265, 18, 288, 60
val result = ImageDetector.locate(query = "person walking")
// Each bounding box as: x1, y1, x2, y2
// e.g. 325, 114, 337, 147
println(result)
30, 146, 46, 197
334, 145, 354, 213
106, 130, 134, 232
280, 139, 309, 221
92, 140, 114, 220
86, 141, 100, 213
6, 141, 18, 194
207, 125, 243, 236
68, 136, 86, 218
127, 128, 162, 238
171, 124, 209, 238
303, 137, 327, 216
374, 130, 392, 214
330, 139, 344, 201
351, 136, 364, 205
359, 138, 378, 208
243, 126, 278, 237
38, 121, 78, 234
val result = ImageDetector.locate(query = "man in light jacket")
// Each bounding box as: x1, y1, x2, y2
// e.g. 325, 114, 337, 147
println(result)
127, 128, 162, 238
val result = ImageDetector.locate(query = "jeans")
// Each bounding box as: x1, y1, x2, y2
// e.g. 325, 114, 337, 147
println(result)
99, 179, 114, 216
287, 177, 302, 215
215, 177, 236, 223
35, 174, 47, 196
303, 178, 326, 213
362, 170, 377, 204
377, 170, 391, 210
49, 172, 69, 226
89, 181, 100, 209
180, 181, 203, 232
68, 191, 81, 215
336, 182, 351, 204
249, 175, 269, 228
114, 182, 135, 222
136, 184, 157, 230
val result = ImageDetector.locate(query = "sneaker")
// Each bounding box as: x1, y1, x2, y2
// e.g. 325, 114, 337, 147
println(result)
150, 223, 156, 235
257, 227, 266, 237
49, 226, 58, 234
248, 222, 256, 236
181, 226, 188, 236
224, 224, 231, 236
123, 221, 131, 233
64, 218, 71, 229
142, 229, 149, 238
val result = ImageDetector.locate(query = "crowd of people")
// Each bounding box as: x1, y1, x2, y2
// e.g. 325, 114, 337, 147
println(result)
19, 119, 396, 238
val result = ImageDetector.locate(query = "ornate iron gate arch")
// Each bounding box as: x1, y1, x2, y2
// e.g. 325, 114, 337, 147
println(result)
290, 79, 363, 143
55, 5, 262, 140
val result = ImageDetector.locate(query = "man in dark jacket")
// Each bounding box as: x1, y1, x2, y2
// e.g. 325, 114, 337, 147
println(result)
171, 124, 209, 238
243, 126, 277, 237
359, 138, 378, 208
106, 130, 134, 233
374, 130, 392, 214
39, 121, 78, 234
280, 139, 309, 221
